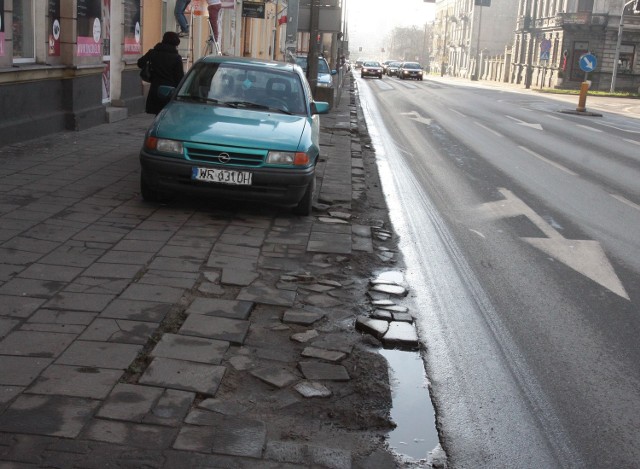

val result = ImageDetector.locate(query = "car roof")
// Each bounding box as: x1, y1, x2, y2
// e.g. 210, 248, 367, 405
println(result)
197, 55, 298, 72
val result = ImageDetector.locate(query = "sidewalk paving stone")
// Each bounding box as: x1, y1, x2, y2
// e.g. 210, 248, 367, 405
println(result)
139, 357, 225, 395
118, 284, 185, 304
27, 310, 96, 325
0, 295, 46, 318
81, 419, 178, 449
150, 333, 229, 364
186, 297, 254, 320
0, 278, 66, 297
250, 366, 300, 388
17, 264, 83, 282
298, 361, 350, 381
96, 383, 164, 422
43, 292, 115, 312
174, 415, 266, 458
81, 263, 143, 279
0, 331, 76, 358
55, 341, 142, 370
0, 357, 53, 386
264, 441, 351, 469
143, 389, 194, 426
236, 282, 297, 307
26, 364, 122, 399
98, 299, 172, 322
221, 267, 260, 286
180, 314, 249, 344
79, 318, 157, 344
0, 395, 99, 438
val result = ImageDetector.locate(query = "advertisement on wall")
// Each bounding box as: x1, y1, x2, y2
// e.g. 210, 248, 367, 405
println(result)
48, 0, 61, 57
77, 0, 102, 57
124, 0, 141, 55
0, 0, 5, 57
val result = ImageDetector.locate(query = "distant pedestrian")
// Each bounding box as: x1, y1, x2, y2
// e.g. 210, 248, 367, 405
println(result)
137, 32, 185, 115
206, 0, 222, 43
175, 0, 191, 36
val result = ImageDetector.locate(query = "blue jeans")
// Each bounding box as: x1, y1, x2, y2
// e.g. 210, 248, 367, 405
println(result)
175, 0, 191, 33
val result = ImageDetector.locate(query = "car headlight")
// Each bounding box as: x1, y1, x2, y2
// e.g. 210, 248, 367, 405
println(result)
267, 151, 310, 166
145, 137, 184, 155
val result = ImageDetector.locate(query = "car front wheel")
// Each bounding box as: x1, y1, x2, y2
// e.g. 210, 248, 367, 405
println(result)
292, 175, 315, 216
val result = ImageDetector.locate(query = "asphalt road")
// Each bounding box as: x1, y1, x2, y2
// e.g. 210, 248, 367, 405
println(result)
355, 74, 640, 468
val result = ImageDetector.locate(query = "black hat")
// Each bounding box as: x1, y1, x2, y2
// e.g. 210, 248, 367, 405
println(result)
162, 31, 180, 46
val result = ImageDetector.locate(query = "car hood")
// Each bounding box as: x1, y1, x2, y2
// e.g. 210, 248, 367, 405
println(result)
152, 101, 310, 151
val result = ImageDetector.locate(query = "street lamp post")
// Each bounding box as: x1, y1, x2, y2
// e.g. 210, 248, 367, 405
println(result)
610, 0, 635, 93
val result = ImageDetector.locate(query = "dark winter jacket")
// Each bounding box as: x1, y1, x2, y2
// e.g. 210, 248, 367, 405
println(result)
138, 43, 185, 114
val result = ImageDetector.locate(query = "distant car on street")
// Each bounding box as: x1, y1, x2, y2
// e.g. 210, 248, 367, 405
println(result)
399, 62, 424, 81
386, 61, 402, 77
294, 55, 336, 90
139, 56, 330, 216
382, 59, 400, 75
361, 60, 383, 79
355, 58, 364, 69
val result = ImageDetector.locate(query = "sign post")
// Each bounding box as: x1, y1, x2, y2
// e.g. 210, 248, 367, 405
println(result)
576, 53, 596, 112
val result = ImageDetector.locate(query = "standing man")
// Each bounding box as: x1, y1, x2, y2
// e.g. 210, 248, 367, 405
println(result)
175, 0, 191, 37
206, 0, 222, 43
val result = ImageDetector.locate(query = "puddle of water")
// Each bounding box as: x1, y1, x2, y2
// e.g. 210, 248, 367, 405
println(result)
381, 348, 439, 462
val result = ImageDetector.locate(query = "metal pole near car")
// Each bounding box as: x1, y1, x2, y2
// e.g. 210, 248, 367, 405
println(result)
610, 0, 635, 93
307, 0, 320, 95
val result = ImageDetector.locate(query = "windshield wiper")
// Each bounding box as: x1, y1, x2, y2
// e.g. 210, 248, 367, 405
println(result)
223, 101, 292, 115
177, 95, 220, 104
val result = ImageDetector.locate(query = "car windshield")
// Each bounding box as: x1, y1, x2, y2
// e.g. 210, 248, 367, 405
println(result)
176, 62, 307, 115
295, 57, 331, 74
364, 61, 381, 67
390, 62, 401, 67
403, 63, 421, 69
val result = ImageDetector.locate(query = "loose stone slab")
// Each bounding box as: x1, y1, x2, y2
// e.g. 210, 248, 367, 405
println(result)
82, 419, 177, 449
298, 361, 350, 381
99, 299, 172, 323
139, 357, 225, 396
250, 366, 299, 388
301, 347, 346, 363
97, 383, 164, 422
370, 284, 408, 297
392, 312, 414, 323
282, 309, 324, 326
379, 304, 409, 313
179, 314, 249, 345
174, 416, 266, 458
371, 310, 393, 321
355, 317, 389, 339
144, 389, 195, 427
221, 268, 260, 286
186, 297, 254, 320
198, 398, 252, 416
382, 322, 419, 350
290, 330, 319, 343
294, 381, 332, 398
151, 333, 229, 365
55, 341, 142, 370
0, 394, 99, 438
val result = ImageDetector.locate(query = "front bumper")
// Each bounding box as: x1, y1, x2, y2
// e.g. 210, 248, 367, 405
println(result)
140, 151, 315, 207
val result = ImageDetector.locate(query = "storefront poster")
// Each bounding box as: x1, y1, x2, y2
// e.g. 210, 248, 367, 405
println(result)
48, 0, 61, 56
123, 0, 141, 55
77, 0, 102, 56
0, 0, 5, 56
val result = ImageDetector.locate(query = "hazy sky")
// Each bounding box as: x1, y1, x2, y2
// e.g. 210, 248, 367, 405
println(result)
347, 0, 435, 58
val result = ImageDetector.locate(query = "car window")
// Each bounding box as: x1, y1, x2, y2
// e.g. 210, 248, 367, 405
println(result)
295, 57, 330, 75
178, 62, 307, 115
403, 63, 421, 69
364, 61, 380, 67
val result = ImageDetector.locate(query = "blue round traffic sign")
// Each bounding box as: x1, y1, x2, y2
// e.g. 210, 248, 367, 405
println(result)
579, 53, 597, 72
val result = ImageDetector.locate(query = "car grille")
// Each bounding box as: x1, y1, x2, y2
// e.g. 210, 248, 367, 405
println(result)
185, 145, 266, 167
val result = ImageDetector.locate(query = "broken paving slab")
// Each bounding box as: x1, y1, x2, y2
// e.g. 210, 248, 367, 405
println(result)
301, 347, 346, 363
250, 366, 300, 388
27, 364, 123, 399
382, 322, 419, 350
282, 309, 325, 326
237, 282, 297, 307
139, 357, 225, 396
303, 294, 343, 308
264, 441, 352, 469
221, 268, 260, 286
370, 283, 408, 297
174, 416, 266, 458
290, 329, 320, 343
81, 419, 177, 449
371, 309, 393, 321
150, 333, 229, 365
294, 381, 332, 398
186, 297, 254, 320
392, 312, 414, 323
179, 313, 249, 345
96, 383, 165, 422
298, 361, 350, 381
355, 317, 389, 340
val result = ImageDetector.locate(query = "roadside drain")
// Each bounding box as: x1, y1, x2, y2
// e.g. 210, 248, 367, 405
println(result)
381, 348, 440, 464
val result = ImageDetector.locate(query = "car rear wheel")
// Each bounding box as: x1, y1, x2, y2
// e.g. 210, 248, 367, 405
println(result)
292, 175, 315, 216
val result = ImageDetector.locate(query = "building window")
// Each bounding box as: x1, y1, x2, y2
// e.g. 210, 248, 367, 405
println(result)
618, 44, 635, 73
13, 0, 35, 62
577, 0, 594, 13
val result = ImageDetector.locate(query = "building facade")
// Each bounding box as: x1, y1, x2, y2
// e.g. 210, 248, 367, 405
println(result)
511, 0, 640, 91
0, 0, 299, 146
431, 0, 518, 78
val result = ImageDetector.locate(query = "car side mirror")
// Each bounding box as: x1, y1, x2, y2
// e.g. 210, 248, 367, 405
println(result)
311, 101, 330, 115
331, 70, 337, 75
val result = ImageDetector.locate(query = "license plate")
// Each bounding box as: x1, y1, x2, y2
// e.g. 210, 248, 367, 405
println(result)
192, 167, 252, 185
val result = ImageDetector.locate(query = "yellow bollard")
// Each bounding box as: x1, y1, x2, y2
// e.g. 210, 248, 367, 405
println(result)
576, 82, 589, 112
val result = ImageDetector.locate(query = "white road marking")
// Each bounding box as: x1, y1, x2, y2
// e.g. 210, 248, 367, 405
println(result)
505, 115, 543, 130
518, 146, 578, 176
576, 124, 603, 133
546, 114, 562, 120
469, 229, 486, 238
401, 111, 432, 125
610, 194, 640, 212
623, 138, 640, 145
596, 121, 640, 134
450, 109, 466, 118
479, 188, 629, 300
474, 122, 503, 137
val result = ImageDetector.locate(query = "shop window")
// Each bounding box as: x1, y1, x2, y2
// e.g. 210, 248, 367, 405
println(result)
13, 0, 35, 62
618, 44, 635, 73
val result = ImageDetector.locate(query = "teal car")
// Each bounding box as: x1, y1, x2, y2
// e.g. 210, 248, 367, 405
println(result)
139, 56, 329, 215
